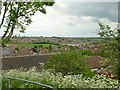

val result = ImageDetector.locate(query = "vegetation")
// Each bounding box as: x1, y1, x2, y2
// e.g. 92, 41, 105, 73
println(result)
14, 43, 57, 47
0, 0, 118, 88
0, 76, 2, 90
44, 51, 95, 77
97, 23, 118, 75
2, 68, 118, 88
80, 37, 103, 41
33, 42, 60, 45
79, 50, 95, 56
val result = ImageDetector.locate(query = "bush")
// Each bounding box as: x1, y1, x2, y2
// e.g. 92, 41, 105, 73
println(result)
44, 51, 95, 77
2, 68, 118, 88
79, 50, 94, 56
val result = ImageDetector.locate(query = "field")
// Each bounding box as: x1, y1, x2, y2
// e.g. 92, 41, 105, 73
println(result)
15, 43, 56, 47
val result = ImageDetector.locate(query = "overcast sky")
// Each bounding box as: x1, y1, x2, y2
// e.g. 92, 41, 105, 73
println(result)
0, 1, 118, 37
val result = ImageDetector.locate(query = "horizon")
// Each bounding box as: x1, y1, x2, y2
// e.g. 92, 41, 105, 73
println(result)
0, 36, 101, 38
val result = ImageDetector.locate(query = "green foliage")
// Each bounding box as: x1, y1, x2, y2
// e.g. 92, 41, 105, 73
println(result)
98, 23, 118, 38
48, 45, 52, 52
15, 43, 57, 47
15, 47, 19, 52
97, 41, 118, 59
98, 23, 118, 75
2, 68, 119, 88
44, 51, 95, 77
69, 46, 76, 50
79, 50, 95, 56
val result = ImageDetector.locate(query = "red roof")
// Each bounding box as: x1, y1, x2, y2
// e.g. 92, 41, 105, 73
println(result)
85, 56, 104, 69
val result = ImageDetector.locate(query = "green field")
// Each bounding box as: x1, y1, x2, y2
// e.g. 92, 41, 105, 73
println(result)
14, 43, 57, 47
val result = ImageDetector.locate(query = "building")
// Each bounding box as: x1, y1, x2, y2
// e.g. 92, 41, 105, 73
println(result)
0, 48, 15, 56
85, 56, 104, 73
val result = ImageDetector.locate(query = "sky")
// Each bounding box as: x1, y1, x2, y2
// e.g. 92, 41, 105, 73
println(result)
0, 1, 118, 37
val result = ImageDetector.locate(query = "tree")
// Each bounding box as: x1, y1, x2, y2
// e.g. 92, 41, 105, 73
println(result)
44, 51, 95, 77
0, 1, 55, 45
98, 23, 118, 39
98, 23, 118, 75
48, 45, 52, 52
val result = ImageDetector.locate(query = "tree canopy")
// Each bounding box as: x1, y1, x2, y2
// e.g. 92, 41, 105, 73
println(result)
98, 23, 119, 75
98, 23, 118, 39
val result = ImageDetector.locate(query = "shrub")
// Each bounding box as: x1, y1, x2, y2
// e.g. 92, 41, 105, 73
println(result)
79, 50, 94, 56
15, 47, 19, 52
2, 68, 119, 88
44, 51, 95, 77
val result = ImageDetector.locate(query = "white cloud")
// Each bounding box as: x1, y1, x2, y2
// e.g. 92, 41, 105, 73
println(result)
99, 18, 117, 29
21, 12, 99, 37
0, 2, 117, 37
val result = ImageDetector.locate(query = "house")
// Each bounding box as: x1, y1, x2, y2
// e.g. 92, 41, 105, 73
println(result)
39, 48, 49, 54
51, 46, 59, 51
85, 56, 117, 79
89, 45, 101, 52
0, 48, 15, 56
85, 56, 104, 73
15, 48, 33, 56
97, 68, 118, 80
7, 44, 17, 50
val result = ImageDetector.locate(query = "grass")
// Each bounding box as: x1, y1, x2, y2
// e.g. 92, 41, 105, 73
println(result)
0, 77, 2, 90
10, 43, 57, 47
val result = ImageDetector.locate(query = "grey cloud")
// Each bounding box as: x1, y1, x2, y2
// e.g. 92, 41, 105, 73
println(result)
91, 17, 98, 22
65, 22, 75, 26
55, 2, 118, 22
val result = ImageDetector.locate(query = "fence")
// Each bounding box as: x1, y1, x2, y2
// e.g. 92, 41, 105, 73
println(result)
1, 76, 57, 90
1, 54, 58, 89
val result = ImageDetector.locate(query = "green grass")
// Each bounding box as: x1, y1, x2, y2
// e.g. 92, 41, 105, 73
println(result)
0, 77, 2, 90
13, 43, 57, 47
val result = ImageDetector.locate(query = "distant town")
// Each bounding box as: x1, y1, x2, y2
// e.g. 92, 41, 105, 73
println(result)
1, 36, 117, 80
0, 36, 102, 57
